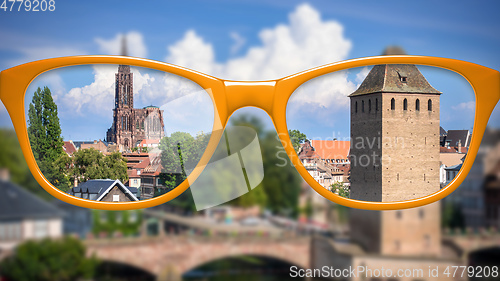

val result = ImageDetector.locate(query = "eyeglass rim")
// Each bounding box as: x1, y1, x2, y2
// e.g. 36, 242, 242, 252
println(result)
0, 55, 498, 210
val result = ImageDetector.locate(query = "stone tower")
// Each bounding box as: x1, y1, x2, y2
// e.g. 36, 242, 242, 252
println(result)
348, 47, 442, 257
106, 36, 165, 151
349, 63, 441, 201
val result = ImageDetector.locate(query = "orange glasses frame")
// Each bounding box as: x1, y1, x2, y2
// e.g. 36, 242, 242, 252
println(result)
1, 55, 499, 211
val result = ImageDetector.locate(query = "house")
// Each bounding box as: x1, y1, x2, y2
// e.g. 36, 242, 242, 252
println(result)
484, 160, 500, 229
78, 140, 109, 154
310, 140, 350, 164
68, 179, 139, 202
298, 140, 350, 189
441, 129, 471, 148
51, 200, 92, 239
62, 140, 77, 156
439, 127, 468, 186
0, 170, 63, 254
138, 139, 160, 149
140, 155, 165, 199
125, 154, 151, 189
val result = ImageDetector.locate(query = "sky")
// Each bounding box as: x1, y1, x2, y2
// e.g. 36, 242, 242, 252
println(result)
1, 0, 499, 140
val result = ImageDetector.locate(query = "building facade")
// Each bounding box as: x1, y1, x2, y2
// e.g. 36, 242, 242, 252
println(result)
349, 63, 441, 202
348, 57, 444, 259
106, 63, 165, 151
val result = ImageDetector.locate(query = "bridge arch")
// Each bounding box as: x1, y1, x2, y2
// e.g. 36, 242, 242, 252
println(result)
182, 253, 307, 275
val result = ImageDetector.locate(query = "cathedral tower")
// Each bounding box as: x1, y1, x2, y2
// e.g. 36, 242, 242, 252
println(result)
106, 36, 165, 151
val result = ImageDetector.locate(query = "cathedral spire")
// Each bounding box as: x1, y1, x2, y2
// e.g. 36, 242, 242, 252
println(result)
121, 34, 128, 56
118, 34, 130, 73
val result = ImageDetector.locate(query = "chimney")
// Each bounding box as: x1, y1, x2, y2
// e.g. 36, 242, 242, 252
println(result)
0, 168, 10, 181
458, 139, 462, 153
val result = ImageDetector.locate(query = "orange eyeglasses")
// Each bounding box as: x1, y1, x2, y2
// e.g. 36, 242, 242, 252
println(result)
0, 55, 498, 210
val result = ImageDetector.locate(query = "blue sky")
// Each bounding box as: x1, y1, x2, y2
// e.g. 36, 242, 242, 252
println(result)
1, 0, 499, 138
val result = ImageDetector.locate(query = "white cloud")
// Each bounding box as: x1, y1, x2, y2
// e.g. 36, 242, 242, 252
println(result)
6, 46, 86, 68
230, 32, 246, 55
452, 101, 475, 111
166, 30, 221, 74
95, 31, 147, 58
60, 65, 116, 115
165, 3, 352, 81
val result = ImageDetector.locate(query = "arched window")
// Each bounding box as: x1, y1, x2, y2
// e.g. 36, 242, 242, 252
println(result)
368, 99, 372, 112
416, 99, 420, 111
362, 100, 365, 112
355, 101, 358, 113
391, 98, 395, 110
403, 98, 408, 111
428, 99, 432, 111
375, 98, 378, 111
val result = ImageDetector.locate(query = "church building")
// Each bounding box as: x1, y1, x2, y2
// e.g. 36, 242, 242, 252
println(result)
106, 40, 165, 151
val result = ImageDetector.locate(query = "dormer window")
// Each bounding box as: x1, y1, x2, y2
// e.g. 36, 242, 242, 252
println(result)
397, 70, 408, 83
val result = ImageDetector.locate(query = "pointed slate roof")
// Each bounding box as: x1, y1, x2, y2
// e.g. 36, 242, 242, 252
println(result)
69, 179, 138, 201
349, 64, 441, 97
0, 180, 63, 220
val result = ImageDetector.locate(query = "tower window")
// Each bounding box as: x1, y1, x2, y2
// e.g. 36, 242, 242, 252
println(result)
403, 98, 408, 111
416, 98, 420, 111
362, 100, 365, 113
396, 210, 402, 219
391, 98, 395, 110
428, 99, 432, 111
368, 99, 372, 112
375, 98, 378, 111
355, 101, 358, 113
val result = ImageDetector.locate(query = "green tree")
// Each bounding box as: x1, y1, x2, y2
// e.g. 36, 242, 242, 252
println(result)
69, 148, 128, 185
0, 236, 99, 281
288, 129, 308, 153
0, 129, 51, 200
27, 86, 68, 189
159, 131, 210, 190
92, 210, 143, 237
330, 182, 350, 198
230, 114, 302, 217
442, 201, 465, 230
158, 132, 210, 212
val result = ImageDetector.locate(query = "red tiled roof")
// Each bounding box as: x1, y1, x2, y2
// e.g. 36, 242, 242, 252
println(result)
139, 139, 160, 146
63, 141, 77, 155
128, 169, 141, 178
133, 157, 151, 169
142, 156, 163, 176
440, 146, 467, 153
310, 140, 350, 160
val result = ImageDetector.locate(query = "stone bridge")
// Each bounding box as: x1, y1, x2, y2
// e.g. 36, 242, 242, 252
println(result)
443, 233, 500, 259
85, 235, 311, 281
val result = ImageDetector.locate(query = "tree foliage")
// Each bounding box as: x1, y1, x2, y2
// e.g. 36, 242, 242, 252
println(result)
158, 131, 210, 212
92, 210, 143, 237
0, 236, 99, 281
330, 182, 350, 198
288, 129, 308, 153
55, 148, 128, 191
442, 201, 465, 230
230, 114, 302, 217
27, 86, 69, 190
0, 129, 51, 200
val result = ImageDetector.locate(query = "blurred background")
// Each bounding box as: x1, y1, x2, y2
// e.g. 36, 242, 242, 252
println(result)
0, 1, 499, 280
